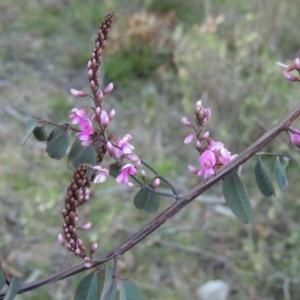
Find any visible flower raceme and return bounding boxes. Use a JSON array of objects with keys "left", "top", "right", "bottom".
[{"left": 184, "top": 101, "right": 237, "bottom": 179}]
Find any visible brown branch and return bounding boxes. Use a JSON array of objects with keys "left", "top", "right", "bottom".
[{"left": 1, "top": 102, "right": 300, "bottom": 298}]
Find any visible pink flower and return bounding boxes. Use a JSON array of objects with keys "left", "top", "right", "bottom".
[
  {"left": 216, "top": 147, "right": 236, "bottom": 166},
  {"left": 93, "top": 166, "right": 109, "bottom": 183},
  {"left": 198, "top": 150, "right": 216, "bottom": 179},
  {"left": 76, "top": 119, "right": 93, "bottom": 141},
  {"left": 116, "top": 164, "right": 137, "bottom": 185},
  {"left": 290, "top": 132, "right": 300, "bottom": 146},
  {"left": 188, "top": 150, "right": 216, "bottom": 179},
  {"left": 69, "top": 108, "right": 88, "bottom": 124},
  {"left": 114, "top": 135, "right": 134, "bottom": 157},
  {"left": 207, "top": 139, "right": 224, "bottom": 152}
]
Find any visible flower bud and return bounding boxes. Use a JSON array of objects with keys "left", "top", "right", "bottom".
[
  {"left": 57, "top": 233, "right": 65, "bottom": 247},
  {"left": 90, "top": 243, "right": 98, "bottom": 254},
  {"left": 109, "top": 109, "right": 116, "bottom": 120},
  {"left": 78, "top": 222, "right": 92, "bottom": 230},
  {"left": 152, "top": 178, "right": 160, "bottom": 189},
  {"left": 181, "top": 116, "right": 192, "bottom": 127},
  {"left": 84, "top": 257, "right": 92, "bottom": 268},
  {"left": 70, "top": 89, "right": 88, "bottom": 97},
  {"left": 141, "top": 170, "right": 146, "bottom": 180},
  {"left": 103, "top": 82, "right": 114, "bottom": 95},
  {"left": 283, "top": 71, "right": 299, "bottom": 82},
  {"left": 294, "top": 58, "right": 300, "bottom": 70}
]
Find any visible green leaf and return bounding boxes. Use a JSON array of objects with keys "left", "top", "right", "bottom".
[
  {"left": 46, "top": 132, "right": 69, "bottom": 159},
  {"left": 99, "top": 265, "right": 117, "bottom": 300},
  {"left": 274, "top": 157, "right": 288, "bottom": 191},
  {"left": 47, "top": 125, "right": 68, "bottom": 142},
  {"left": 0, "top": 266, "right": 5, "bottom": 290},
  {"left": 73, "top": 144, "right": 97, "bottom": 168},
  {"left": 109, "top": 163, "right": 121, "bottom": 179},
  {"left": 74, "top": 272, "right": 99, "bottom": 300},
  {"left": 20, "top": 119, "right": 39, "bottom": 145},
  {"left": 223, "top": 172, "right": 253, "bottom": 223},
  {"left": 282, "top": 157, "right": 290, "bottom": 170},
  {"left": 67, "top": 138, "right": 85, "bottom": 169},
  {"left": 120, "top": 280, "right": 142, "bottom": 300},
  {"left": 33, "top": 126, "right": 48, "bottom": 141},
  {"left": 3, "top": 276, "right": 20, "bottom": 300},
  {"left": 133, "top": 189, "right": 160, "bottom": 213},
  {"left": 254, "top": 157, "right": 276, "bottom": 197}
]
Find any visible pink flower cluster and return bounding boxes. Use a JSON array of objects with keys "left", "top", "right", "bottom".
[
  {"left": 183, "top": 101, "right": 236, "bottom": 179},
  {"left": 276, "top": 56, "right": 300, "bottom": 82},
  {"left": 93, "top": 134, "right": 140, "bottom": 187},
  {"left": 69, "top": 83, "right": 141, "bottom": 187},
  {"left": 69, "top": 108, "right": 94, "bottom": 145}
]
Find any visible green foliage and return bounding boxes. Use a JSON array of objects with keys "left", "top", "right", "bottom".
[
  {"left": 255, "top": 157, "right": 276, "bottom": 197},
  {"left": 99, "top": 265, "right": 117, "bottom": 300},
  {"left": 148, "top": 0, "right": 203, "bottom": 25},
  {"left": 120, "top": 279, "right": 143, "bottom": 300},
  {"left": 223, "top": 171, "right": 253, "bottom": 223},
  {"left": 3, "top": 276, "right": 20, "bottom": 300},
  {"left": 105, "top": 46, "right": 159, "bottom": 82},
  {"left": 21, "top": 119, "right": 39, "bottom": 145},
  {"left": 74, "top": 272, "right": 99, "bottom": 300},
  {"left": 67, "top": 138, "right": 97, "bottom": 169},
  {"left": 3, "top": 1, "right": 300, "bottom": 299},
  {"left": 46, "top": 126, "right": 69, "bottom": 159},
  {"left": 109, "top": 163, "right": 121, "bottom": 178},
  {"left": 274, "top": 157, "right": 288, "bottom": 191},
  {"left": 133, "top": 189, "right": 160, "bottom": 213},
  {"left": 33, "top": 126, "right": 48, "bottom": 141},
  {"left": 0, "top": 266, "right": 5, "bottom": 290}
]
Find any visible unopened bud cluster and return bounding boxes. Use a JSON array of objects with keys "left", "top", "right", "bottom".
[
  {"left": 87, "top": 10, "right": 114, "bottom": 102},
  {"left": 60, "top": 164, "right": 94, "bottom": 258}
]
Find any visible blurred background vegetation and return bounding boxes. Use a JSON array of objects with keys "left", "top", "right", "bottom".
[{"left": 1, "top": 0, "right": 300, "bottom": 299}]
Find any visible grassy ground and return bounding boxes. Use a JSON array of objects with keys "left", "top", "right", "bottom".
[{"left": 1, "top": 0, "right": 300, "bottom": 299}]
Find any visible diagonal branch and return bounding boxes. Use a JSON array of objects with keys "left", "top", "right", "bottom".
[{"left": 1, "top": 102, "right": 300, "bottom": 298}]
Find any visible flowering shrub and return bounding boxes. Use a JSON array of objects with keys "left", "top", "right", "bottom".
[{"left": 2, "top": 10, "right": 300, "bottom": 300}]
